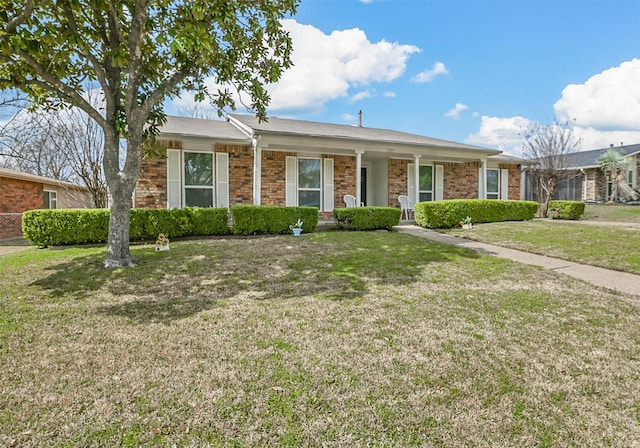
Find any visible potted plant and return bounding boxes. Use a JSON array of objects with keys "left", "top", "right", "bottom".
[
  {"left": 289, "top": 218, "right": 303, "bottom": 236},
  {"left": 459, "top": 216, "right": 472, "bottom": 230}
]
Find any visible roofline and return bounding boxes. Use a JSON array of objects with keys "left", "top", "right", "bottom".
[{"left": 0, "top": 168, "right": 88, "bottom": 190}]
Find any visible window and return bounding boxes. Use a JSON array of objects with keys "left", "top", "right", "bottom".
[
  {"left": 418, "top": 165, "right": 433, "bottom": 202},
  {"left": 44, "top": 190, "right": 57, "bottom": 209},
  {"left": 486, "top": 169, "right": 499, "bottom": 199},
  {"left": 297, "top": 158, "right": 321, "bottom": 208},
  {"left": 184, "top": 152, "right": 214, "bottom": 207},
  {"left": 167, "top": 149, "right": 229, "bottom": 209}
]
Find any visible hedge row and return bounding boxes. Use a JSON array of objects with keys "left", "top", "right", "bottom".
[
  {"left": 415, "top": 199, "right": 539, "bottom": 229},
  {"left": 22, "top": 208, "right": 229, "bottom": 247},
  {"left": 230, "top": 205, "right": 318, "bottom": 235},
  {"left": 548, "top": 200, "right": 586, "bottom": 220},
  {"left": 333, "top": 207, "right": 401, "bottom": 231}
]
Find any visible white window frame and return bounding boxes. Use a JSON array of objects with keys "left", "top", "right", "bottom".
[
  {"left": 167, "top": 149, "right": 229, "bottom": 209},
  {"left": 408, "top": 163, "right": 434, "bottom": 203},
  {"left": 44, "top": 190, "right": 57, "bottom": 209},
  {"left": 297, "top": 157, "right": 322, "bottom": 209},
  {"left": 486, "top": 168, "right": 500, "bottom": 199}
]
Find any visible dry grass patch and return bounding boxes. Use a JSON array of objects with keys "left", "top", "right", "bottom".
[{"left": 1, "top": 232, "right": 640, "bottom": 446}]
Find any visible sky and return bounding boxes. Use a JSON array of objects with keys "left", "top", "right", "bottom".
[{"left": 170, "top": 0, "right": 640, "bottom": 156}]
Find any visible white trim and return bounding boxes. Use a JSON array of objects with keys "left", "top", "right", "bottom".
[
  {"left": 435, "top": 165, "right": 444, "bottom": 201},
  {"left": 285, "top": 156, "right": 297, "bottom": 206},
  {"left": 323, "top": 158, "right": 334, "bottom": 211},
  {"left": 216, "top": 152, "right": 229, "bottom": 208},
  {"left": 500, "top": 168, "right": 509, "bottom": 199},
  {"left": 167, "top": 149, "right": 181, "bottom": 209}
]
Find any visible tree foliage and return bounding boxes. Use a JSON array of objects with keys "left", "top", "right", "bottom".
[
  {"left": 521, "top": 120, "right": 581, "bottom": 218},
  {"left": 597, "top": 148, "right": 639, "bottom": 202},
  {"left": 0, "top": 0, "right": 298, "bottom": 267}
]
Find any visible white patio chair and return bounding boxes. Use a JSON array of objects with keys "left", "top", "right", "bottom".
[
  {"left": 343, "top": 194, "right": 358, "bottom": 208},
  {"left": 398, "top": 194, "right": 414, "bottom": 220}
]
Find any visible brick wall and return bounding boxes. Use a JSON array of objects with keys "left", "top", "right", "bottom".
[
  {"left": 135, "top": 140, "right": 253, "bottom": 208},
  {"left": 223, "top": 143, "right": 253, "bottom": 204},
  {"left": 333, "top": 155, "right": 356, "bottom": 207},
  {"left": 499, "top": 163, "right": 521, "bottom": 200},
  {"left": 261, "top": 150, "right": 289, "bottom": 206},
  {"left": 0, "top": 176, "right": 44, "bottom": 213},
  {"left": 443, "top": 162, "right": 480, "bottom": 199},
  {"left": 388, "top": 158, "right": 408, "bottom": 206}
]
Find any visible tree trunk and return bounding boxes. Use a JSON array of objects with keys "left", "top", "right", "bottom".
[
  {"left": 105, "top": 190, "right": 134, "bottom": 268},
  {"left": 102, "top": 126, "right": 141, "bottom": 268}
]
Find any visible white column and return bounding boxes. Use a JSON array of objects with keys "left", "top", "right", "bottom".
[
  {"left": 356, "top": 150, "right": 363, "bottom": 206},
  {"left": 252, "top": 136, "right": 262, "bottom": 205},
  {"left": 414, "top": 155, "right": 420, "bottom": 203}
]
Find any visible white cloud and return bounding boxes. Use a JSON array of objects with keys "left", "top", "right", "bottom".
[
  {"left": 445, "top": 103, "right": 469, "bottom": 119},
  {"left": 467, "top": 59, "right": 640, "bottom": 154},
  {"left": 554, "top": 58, "right": 640, "bottom": 131},
  {"left": 466, "top": 116, "right": 532, "bottom": 155},
  {"left": 264, "top": 20, "right": 419, "bottom": 114},
  {"left": 170, "top": 20, "right": 419, "bottom": 116},
  {"left": 349, "top": 89, "right": 375, "bottom": 103},
  {"left": 411, "top": 62, "right": 448, "bottom": 83},
  {"left": 383, "top": 91, "right": 396, "bottom": 98}
]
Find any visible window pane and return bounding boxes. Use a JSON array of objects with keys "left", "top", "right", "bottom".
[
  {"left": 419, "top": 192, "right": 432, "bottom": 202},
  {"left": 44, "top": 191, "right": 57, "bottom": 209},
  {"left": 299, "top": 190, "right": 320, "bottom": 208},
  {"left": 298, "top": 159, "right": 321, "bottom": 188},
  {"left": 185, "top": 188, "right": 213, "bottom": 207},
  {"left": 487, "top": 169, "right": 499, "bottom": 193},
  {"left": 419, "top": 166, "right": 433, "bottom": 191},
  {"left": 184, "top": 152, "right": 213, "bottom": 186}
]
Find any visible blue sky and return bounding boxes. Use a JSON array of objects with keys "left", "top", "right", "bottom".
[{"left": 172, "top": 0, "right": 640, "bottom": 155}]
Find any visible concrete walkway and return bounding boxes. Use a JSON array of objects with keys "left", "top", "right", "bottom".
[{"left": 395, "top": 224, "right": 640, "bottom": 298}]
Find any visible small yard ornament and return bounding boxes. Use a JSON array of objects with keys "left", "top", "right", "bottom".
[
  {"left": 155, "top": 233, "right": 170, "bottom": 251},
  {"left": 460, "top": 216, "right": 473, "bottom": 230},
  {"left": 289, "top": 219, "right": 303, "bottom": 236}
]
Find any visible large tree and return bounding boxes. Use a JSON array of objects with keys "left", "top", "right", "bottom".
[
  {"left": 521, "top": 120, "right": 581, "bottom": 218},
  {"left": 0, "top": 0, "right": 297, "bottom": 267}
]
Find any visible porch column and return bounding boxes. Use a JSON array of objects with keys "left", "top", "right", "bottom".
[
  {"left": 252, "top": 136, "right": 262, "bottom": 205},
  {"left": 414, "top": 155, "right": 420, "bottom": 203},
  {"left": 479, "top": 159, "right": 487, "bottom": 199},
  {"left": 356, "top": 150, "right": 363, "bottom": 206}
]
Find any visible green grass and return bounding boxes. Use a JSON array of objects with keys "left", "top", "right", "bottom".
[
  {"left": 2, "top": 231, "right": 640, "bottom": 446},
  {"left": 582, "top": 204, "right": 640, "bottom": 222},
  {"left": 444, "top": 220, "right": 640, "bottom": 274}
]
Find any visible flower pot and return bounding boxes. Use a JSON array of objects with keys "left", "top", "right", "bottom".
[
  {"left": 156, "top": 244, "right": 170, "bottom": 251},
  {"left": 462, "top": 223, "right": 472, "bottom": 230},
  {"left": 292, "top": 228, "right": 302, "bottom": 237}
]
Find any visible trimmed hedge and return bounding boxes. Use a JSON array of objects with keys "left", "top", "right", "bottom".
[
  {"left": 415, "top": 199, "right": 538, "bottom": 229},
  {"left": 548, "top": 200, "right": 586, "bottom": 220},
  {"left": 334, "top": 207, "right": 401, "bottom": 231},
  {"left": 230, "top": 205, "right": 319, "bottom": 235},
  {"left": 22, "top": 207, "right": 230, "bottom": 246}
]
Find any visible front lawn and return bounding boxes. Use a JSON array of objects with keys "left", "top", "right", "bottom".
[
  {"left": 2, "top": 232, "right": 640, "bottom": 446},
  {"left": 443, "top": 220, "right": 640, "bottom": 274}
]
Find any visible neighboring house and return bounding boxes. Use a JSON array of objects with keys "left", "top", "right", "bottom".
[
  {"left": 0, "top": 168, "right": 92, "bottom": 239},
  {"left": 522, "top": 143, "right": 640, "bottom": 202},
  {"left": 135, "top": 114, "right": 526, "bottom": 218}
]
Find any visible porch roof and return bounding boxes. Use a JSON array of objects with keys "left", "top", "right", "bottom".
[
  {"left": 228, "top": 114, "right": 500, "bottom": 160},
  {"left": 160, "top": 116, "right": 251, "bottom": 142}
]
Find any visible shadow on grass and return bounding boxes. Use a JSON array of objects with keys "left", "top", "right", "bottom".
[{"left": 30, "top": 232, "right": 480, "bottom": 324}]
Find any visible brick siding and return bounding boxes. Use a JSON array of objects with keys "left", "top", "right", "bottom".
[
  {"left": 224, "top": 143, "right": 253, "bottom": 204},
  {"left": 388, "top": 159, "right": 408, "bottom": 206},
  {"left": 333, "top": 155, "right": 357, "bottom": 207},
  {"left": 443, "top": 162, "right": 480, "bottom": 199},
  {"left": 0, "top": 176, "right": 44, "bottom": 213},
  {"left": 261, "top": 150, "right": 288, "bottom": 206}
]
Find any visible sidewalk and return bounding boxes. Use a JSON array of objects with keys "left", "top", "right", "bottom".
[{"left": 395, "top": 224, "right": 640, "bottom": 298}]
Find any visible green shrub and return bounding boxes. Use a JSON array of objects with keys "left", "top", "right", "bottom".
[
  {"left": 22, "top": 207, "right": 230, "bottom": 246},
  {"left": 415, "top": 199, "right": 538, "bottom": 229},
  {"left": 548, "top": 200, "right": 585, "bottom": 220},
  {"left": 334, "top": 207, "right": 401, "bottom": 231},
  {"left": 230, "top": 205, "right": 318, "bottom": 235}
]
